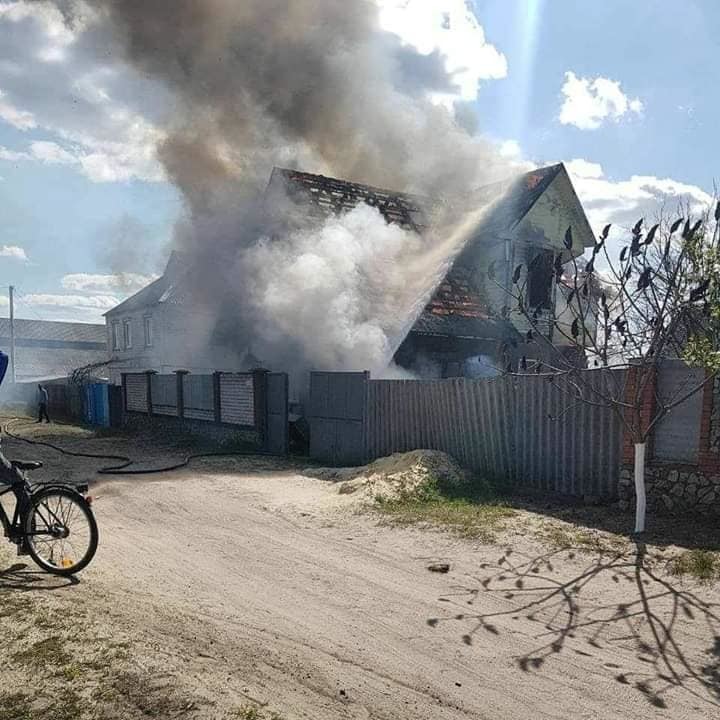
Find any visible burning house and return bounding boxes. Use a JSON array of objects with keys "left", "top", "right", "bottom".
[{"left": 105, "top": 162, "right": 596, "bottom": 382}]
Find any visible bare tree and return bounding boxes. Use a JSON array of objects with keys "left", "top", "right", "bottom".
[{"left": 491, "top": 202, "right": 720, "bottom": 533}]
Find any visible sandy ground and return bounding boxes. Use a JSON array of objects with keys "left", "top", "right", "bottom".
[{"left": 1, "top": 421, "right": 719, "bottom": 719}]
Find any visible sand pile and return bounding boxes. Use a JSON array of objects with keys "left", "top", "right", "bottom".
[{"left": 305, "top": 450, "right": 468, "bottom": 501}]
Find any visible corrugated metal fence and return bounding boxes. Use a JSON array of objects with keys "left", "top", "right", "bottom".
[{"left": 309, "top": 370, "right": 627, "bottom": 499}]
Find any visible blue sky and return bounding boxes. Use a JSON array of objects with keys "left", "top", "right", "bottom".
[{"left": 0, "top": 0, "right": 716, "bottom": 323}]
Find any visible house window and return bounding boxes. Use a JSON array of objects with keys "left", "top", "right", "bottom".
[
  {"left": 527, "top": 250, "right": 555, "bottom": 310},
  {"left": 111, "top": 321, "right": 121, "bottom": 351},
  {"left": 123, "top": 319, "right": 132, "bottom": 349},
  {"left": 144, "top": 316, "right": 153, "bottom": 347}
]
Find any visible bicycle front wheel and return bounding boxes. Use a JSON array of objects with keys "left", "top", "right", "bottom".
[{"left": 25, "top": 487, "right": 98, "bottom": 576}]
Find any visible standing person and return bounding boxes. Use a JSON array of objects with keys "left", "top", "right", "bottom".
[{"left": 37, "top": 384, "right": 50, "bottom": 424}]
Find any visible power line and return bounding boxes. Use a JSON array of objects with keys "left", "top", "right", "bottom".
[{"left": 13, "top": 287, "right": 47, "bottom": 323}]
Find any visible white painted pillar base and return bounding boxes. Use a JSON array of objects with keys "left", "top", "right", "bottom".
[{"left": 634, "top": 443, "right": 646, "bottom": 534}]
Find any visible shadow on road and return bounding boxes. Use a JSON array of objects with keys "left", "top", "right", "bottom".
[
  {"left": 0, "top": 561, "right": 79, "bottom": 590},
  {"left": 428, "top": 541, "right": 720, "bottom": 711}
]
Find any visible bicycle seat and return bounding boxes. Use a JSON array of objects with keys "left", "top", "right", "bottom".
[{"left": 11, "top": 460, "right": 43, "bottom": 471}]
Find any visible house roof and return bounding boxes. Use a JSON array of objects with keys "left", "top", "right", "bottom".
[
  {"left": 0, "top": 318, "right": 106, "bottom": 346},
  {"left": 5, "top": 346, "right": 110, "bottom": 383},
  {"left": 0, "top": 319, "right": 108, "bottom": 382},
  {"left": 105, "top": 251, "right": 187, "bottom": 317},
  {"left": 104, "top": 276, "right": 169, "bottom": 316},
  {"left": 468, "top": 163, "right": 565, "bottom": 237},
  {"left": 106, "top": 164, "right": 588, "bottom": 350},
  {"left": 267, "top": 167, "right": 441, "bottom": 232},
  {"left": 271, "top": 163, "right": 566, "bottom": 238}
]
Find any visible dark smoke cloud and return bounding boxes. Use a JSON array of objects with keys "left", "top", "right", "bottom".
[
  {"left": 49, "top": 0, "right": 516, "bottom": 379},
  {"left": 69, "top": 1, "right": 508, "bottom": 203},
  {"left": 384, "top": 36, "right": 460, "bottom": 99}
]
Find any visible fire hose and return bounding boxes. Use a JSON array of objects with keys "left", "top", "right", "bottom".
[{"left": 1, "top": 416, "right": 279, "bottom": 476}]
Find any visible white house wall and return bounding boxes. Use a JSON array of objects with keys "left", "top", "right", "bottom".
[{"left": 106, "top": 303, "right": 246, "bottom": 384}]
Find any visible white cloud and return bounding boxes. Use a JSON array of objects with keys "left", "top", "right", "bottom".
[
  {"left": 21, "top": 293, "right": 119, "bottom": 310},
  {"left": 377, "top": 0, "right": 507, "bottom": 104},
  {"left": 0, "top": 145, "right": 29, "bottom": 162},
  {"left": 559, "top": 71, "right": 643, "bottom": 130},
  {"left": 498, "top": 139, "right": 522, "bottom": 160},
  {"left": 0, "top": 245, "right": 28, "bottom": 261},
  {"left": 30, "top": 140, "right": 76, "bottom": 164},
  {"left": 0, "top": 88, "right": 36, "bottom": 129},
  {"left": 0, "top": 3, "right": 166, "bottom": 183},
  {"left": 565, "top": 158, "right": 604, "bottom": 179},
  {"left": 566, "top": 157, "right": 713, "bottom": 232},
  {"left": 61, "top": 272, "right": 156, "bottom": 295}
]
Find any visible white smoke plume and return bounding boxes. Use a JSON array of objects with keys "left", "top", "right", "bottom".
[{"left": 46, "top": 0, "right": 517, "bottom": 378}]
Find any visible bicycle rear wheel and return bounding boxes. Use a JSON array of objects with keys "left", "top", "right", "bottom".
[{"left": 24, "top": 487, "right": 98, "bottom": 576}]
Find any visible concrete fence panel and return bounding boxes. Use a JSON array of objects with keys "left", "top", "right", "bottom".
[
  {"left": 219, "top": 373, "right": 255, "bottom": 426},
  {"left": 184, "top": 374, "right": 214, "bottom": 421},
  {"left": 150, "top": 373, "right": 177, "bottom": 417},
  {"left": 125, "top": 373, "right": 148, "bottom": 413},
  {"left": 121, "top": 370, "right": 289, "bottom": 453}
]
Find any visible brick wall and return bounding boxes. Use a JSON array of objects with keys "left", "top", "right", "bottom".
[{"left": 619, "top": 365, "right": 720, "bottom": 517}]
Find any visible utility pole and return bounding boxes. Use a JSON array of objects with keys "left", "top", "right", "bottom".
[{"left": 9, "top": 285, "right": 16, "bottom": 383}]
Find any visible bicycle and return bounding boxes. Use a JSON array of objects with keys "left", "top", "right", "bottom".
[{"left": 0, "top": 458, "right": 98, "bottom": 576}]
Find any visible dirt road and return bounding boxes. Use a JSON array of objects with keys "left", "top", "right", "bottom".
[{"left": 1, "top": 425, "right": 719, "bottom": 718}]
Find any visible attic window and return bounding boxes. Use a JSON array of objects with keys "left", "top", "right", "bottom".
[{"left": 527, "top": 250, "right": 555, "bottom": 310}]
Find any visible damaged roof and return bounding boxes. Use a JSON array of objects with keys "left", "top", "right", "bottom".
[
  {"left": 268, "top": 167, "right": 440, "bottom": 233},
  {"left": 107, "top": 164, "right": 582, "bottom": 347},
  {"left": 271, "top": 163, "right": 565, "bottom": 238}
]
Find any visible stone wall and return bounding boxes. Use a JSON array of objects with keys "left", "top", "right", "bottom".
[
  {"left": 618, "top": 465, "right": 720, "bottom": 516},
  {"left": 709, "top": 375, "right": 720, "bottom": 454}
]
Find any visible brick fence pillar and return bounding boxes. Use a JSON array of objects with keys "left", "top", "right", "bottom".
[
  {"left": 253, "top": 369, "right": 269, "bottom": 448},
  {"left": 121, "top": 373, "right": 128, "bottom": 413},
  {"left": 175, "top": 370, "right": 188, "bottom": 419},
  {"left": 698, "top": 371, "right": 720, "bottom": 473},
  {"left": 145, "top": 370, "right": 157, "bottom": 417},
  {"left": 213, "top": 372, "right": 222, "bottom": 424}
]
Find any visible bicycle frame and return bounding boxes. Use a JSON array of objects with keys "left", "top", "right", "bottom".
[
  {"left": 0, "top": 482, "right": 26, "bottom": 540},
  {"left": 0, "top": 481, "right": 72, "bottom": 542}
]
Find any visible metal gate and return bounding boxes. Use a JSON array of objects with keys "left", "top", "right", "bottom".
[{"left": 308, "top": 372, "right": 369, "bottom": 466}]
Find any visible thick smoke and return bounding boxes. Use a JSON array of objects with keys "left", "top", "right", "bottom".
[{"left": 55, "top": 1, "right": 516, "bottom": 378}]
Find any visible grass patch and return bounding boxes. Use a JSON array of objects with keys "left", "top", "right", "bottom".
[
  {"left": 0, "top": 596, "right": 33, "bottom": 620},
  {"left": 109, "top": 671, "right": 201, "bottom": 717},
  {"left": 230, "top": 707, "right": 286, "bottom": 720},
  {"left": 539, "top": 523, "right": 629, "bottom": 555},
  {"left": 669, "top": 549, "right": 720, "bottom": 585},
  {"left": 373, "top": 475, "right": 514, "bottom": 541},
  {"left": 12, "top": 636, "right": 70, "bottom": 668},
  {"left": 58, "top": 664, "right": 83, "bottom": 682},
  {"left": 0, "top": 693, "right": 33, "bottom": 720},
  {"left": 0, "top": 690, "right": 82, "bottom": 720}
]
